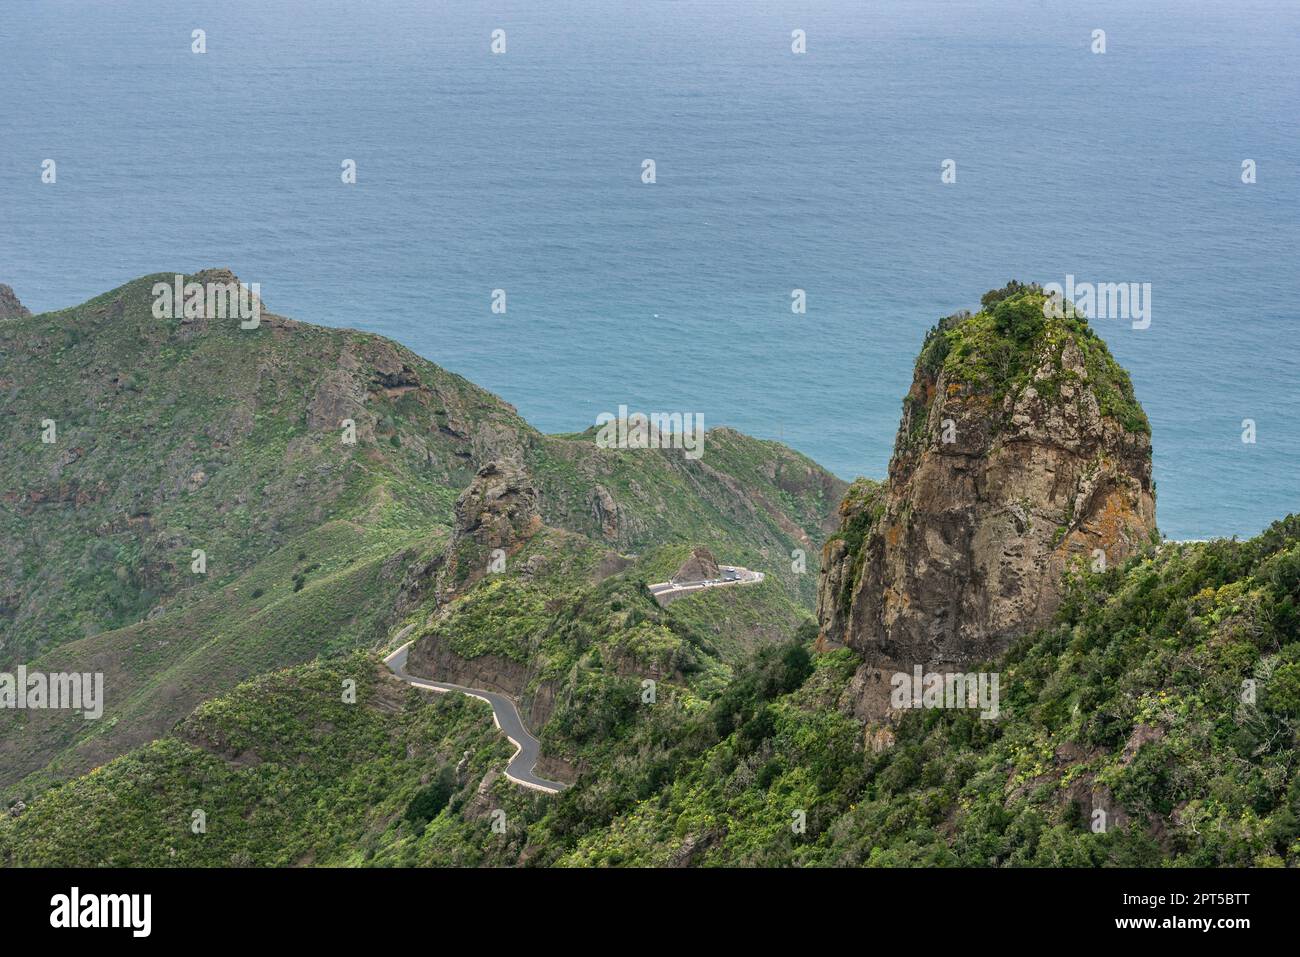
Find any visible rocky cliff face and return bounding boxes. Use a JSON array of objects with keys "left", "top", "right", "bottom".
[
  {"left": 0, "top": 284, "right": 31, "bottom": 319},
  {"left": 818, "top": 284, "right": 1157, "bottom": 720}
]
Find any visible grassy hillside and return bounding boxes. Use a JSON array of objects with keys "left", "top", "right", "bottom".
[
  {"left": 531, "top": 425, "right": 841, "bottom": 605},
  {"left": 393, "top": 517, "right": 818, "bottom": 782},
  {"left": 0, "top": 271, "right": 845, "bottom": 799},
  {"left": 2, "top": 518, "right": 434, "bottom": 798},
  {"left": 0, "top": 654, "right": 529, "bottom": 866},
  {"left": 0, "top": 270, "right": 525, "bottom": 664},
  {"left": 0, "top": 272, "right": 839, "bottom": 664}
]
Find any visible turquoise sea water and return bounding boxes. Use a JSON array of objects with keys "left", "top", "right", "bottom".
[{"left": 3, "top": 0, "right": 1297, "bottom": 539}]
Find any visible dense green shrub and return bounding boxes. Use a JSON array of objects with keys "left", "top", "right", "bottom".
[{"left": 404, "top": 766, "right": 457, "bottom": 829}]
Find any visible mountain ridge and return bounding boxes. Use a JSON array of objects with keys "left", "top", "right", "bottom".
[{"left": 1, "top": 270, "right": 844, "bottom": 798}]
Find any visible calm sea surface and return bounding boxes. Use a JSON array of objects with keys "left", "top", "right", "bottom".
[{"left": 3, "top": 0, "right": 1298, "bottom": 538}]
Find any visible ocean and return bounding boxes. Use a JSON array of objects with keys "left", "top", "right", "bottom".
[{"left": 3, "top": 0, "right": 1297, "bottom": 539}]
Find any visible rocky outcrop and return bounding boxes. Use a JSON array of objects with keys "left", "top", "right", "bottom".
[
  {"left": 397, "top": 460, "right": 544, "bottom": 703},
  {"left": 454, "top": 461, "right": 541, "bottom": 556},
  {"left": 589, "top": 484, "right": 621, "bottom": 540},
  {"left": 671, "top": 546, "right": 720, "bottom": 584},
  {"left": 669, "top": 828, "right": 725, "bottom": 867},
  {"left": 306, "top": 367, "right": 370, "bottom": 435},
  {"left": 818, "top": 284, "right": 1157, "bottom": 720},
  {"left": 395, "top": 460, "right": 542, "bottom": 615},
  {"left": 462, "top": 770, "right": 501, "bottom": 821},
  {"left": 0, "top": 284, "right": 30, "bottom": 320}
]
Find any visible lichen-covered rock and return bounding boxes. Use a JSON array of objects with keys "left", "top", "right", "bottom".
[{"left": 818, "top": 283, "right": 1157, "bottom": 719}]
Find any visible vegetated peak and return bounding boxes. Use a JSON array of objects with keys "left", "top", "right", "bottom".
[{"left": 909, "top": 281, "right": 1150, "bottom": 440}]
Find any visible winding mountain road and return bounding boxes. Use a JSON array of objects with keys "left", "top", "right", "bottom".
[
  {"left": 383, "top": 643, "right": 569, "bottom": 794},
  {"left": 383, "top": 564, "right": 763, "bottom": 795},
  {"left": 648, "top": 565, "right": 765, "bottom": 603}
]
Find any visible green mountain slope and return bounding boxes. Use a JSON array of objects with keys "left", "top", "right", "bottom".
[
  {"left": 0, "top": 654, "right": 526, "bottom": 867},
  {"left": 15, "top": 518, "right": 1294, "bottom": 868},
  {"left": 550, "top": 519, "right": 1300, "bottom": 867},
  {"left": 0, "top": 269, "right": 517, "bottom": 663},
  {"left": 3, "top": 518, "right": 428, "bottom": 796},
  {"left": 0, "top": 271, "right": 845, "bottom": 798}
]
